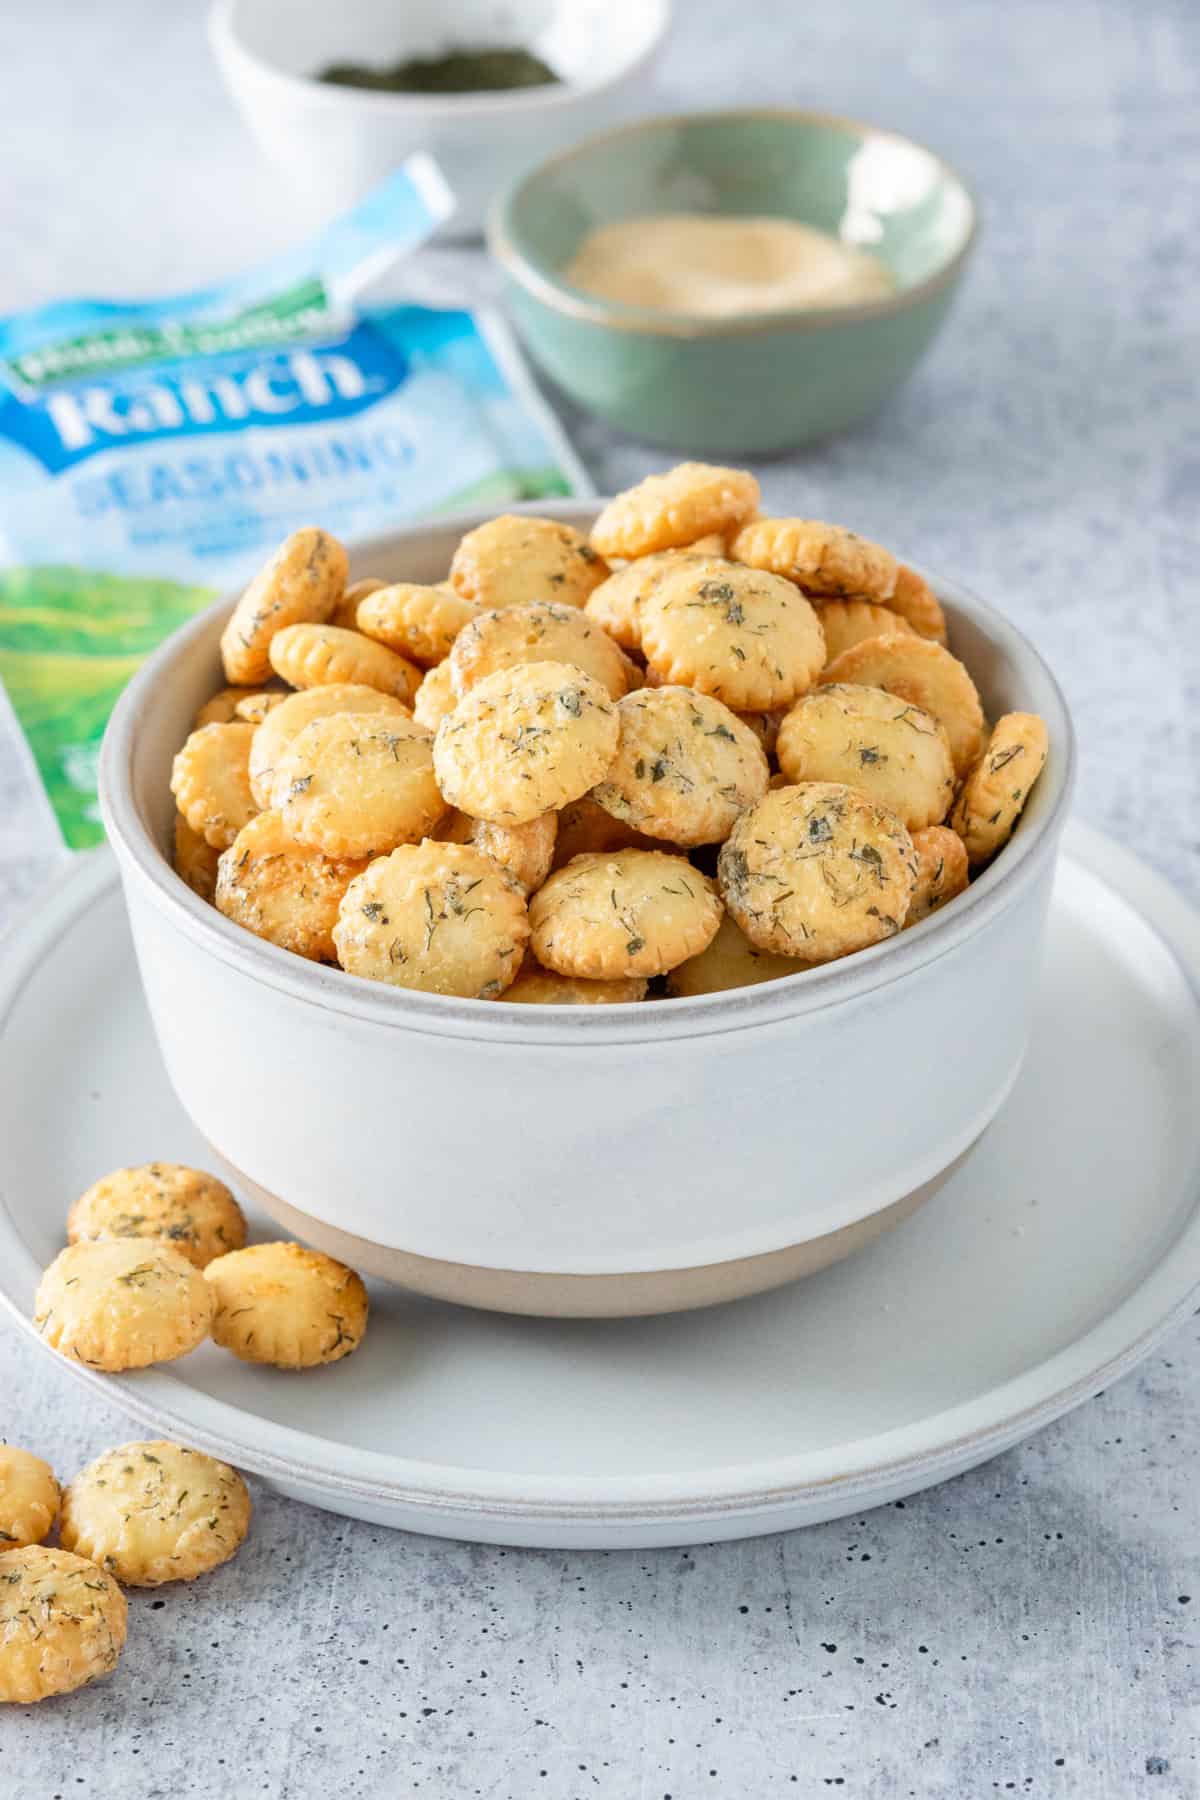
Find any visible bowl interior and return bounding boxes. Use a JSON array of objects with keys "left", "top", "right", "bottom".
[
  {"left": 221, "top": 0, "right": 663, "bottom": 94},
  {"left": 501, "top": 110, "right": 976, "bottom": 308},
  {"left": 121, "top": 501, "right": 1070, "bottom": 984}
]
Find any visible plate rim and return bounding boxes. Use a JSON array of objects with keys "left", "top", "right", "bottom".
[{"left": 1, "top": 821, "right": 1198, "bottom": 1527}]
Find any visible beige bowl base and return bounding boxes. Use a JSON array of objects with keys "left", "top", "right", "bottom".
[{"left": 220, "top": 1144, "right": 978, "bottom": 1319}]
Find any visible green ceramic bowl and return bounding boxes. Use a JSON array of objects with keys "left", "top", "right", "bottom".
[{"left": 489, "top": 109, "right": 978, "bottom": 453}]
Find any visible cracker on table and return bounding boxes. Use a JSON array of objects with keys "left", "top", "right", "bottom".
[
  {"left": 60, "top": 1442, "right": 251, "bottom": 1588},
  {"left": 0, "top": 1447, "right": 60, "bottom": 1550},
  {"left": 0, "top": 1547, "right": 127, "bottom": 1703}
]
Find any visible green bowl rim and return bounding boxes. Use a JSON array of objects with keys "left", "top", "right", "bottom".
[{"left": 488, "top": 106, "right": 981, "bottom": 340}]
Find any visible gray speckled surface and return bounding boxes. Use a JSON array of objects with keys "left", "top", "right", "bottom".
[{"left": 2, "top": 2, "right": 1199, "bottom": 1795}]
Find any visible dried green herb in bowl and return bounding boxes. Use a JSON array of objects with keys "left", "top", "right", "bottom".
[{"left": 319, "top": 46, "right": 560, "bottom": 95}]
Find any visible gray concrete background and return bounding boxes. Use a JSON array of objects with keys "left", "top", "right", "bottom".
[{"left": 1, "top": 2, "right": 1197, "bottom": 1795}]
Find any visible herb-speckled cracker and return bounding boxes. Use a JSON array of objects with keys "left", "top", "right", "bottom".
[
  {"left": 664, "top": 911, "right": 810, "bottom": 996},
  {"left": 170, "top": 720, "right": 258, "bottom": 850},
  {"left": 412, "top": 658, "right": 458, "bottom": 732},
  {"left": 530, "top": 849, "right": 721, "bottom": 980},
  {"left": 777, "top": 683, "right": 955, "bottom": 830},
  {"left": 639, "top": 558, "right": 825, "bottom": 712},
  {"left": 907, "top": 826, "right": 970, "bottom": 924},
  {"left": 220, "top": 527, "right": 348, "bottom": 685},
  {"left": 591, "top": 686, "right": 769, "bottom": 846},
  {"left": 60, "top": 1442, "right": 251, "bottom": 1587},
  {"left": 173, "top": 813, "right": 221, "bottom": 901},
  {"left": 68, "top": 1163, "right": 246, "bottom": 1269},
  {"left": 268, "top": 622, "right": 421, "bottom": 705},
  {"left": 718, "top": 783, "right": 916, "bottom": 962},
  {"left": 248, "top": 681, "right": 410, "bottom": 809},
  {"left": 34, "top": 1241, "right": 213, "bottom": 1371},
  {"left": 886, "top": 564, "right": 947, "bottom": 643},
  {"left": 0, "top": 1547, "right": 127, "bottom": 1703},
  {"left": 950, "top": 712, "right": 1049, "bottom": 865},
  {"left": 357, "top": 581, "right": 479, "bottom": 667},
  {"left": 216, "top": 811, "right": 369, "bottom": 961},
  {"left": 817, "top": 600, "right": 916, "bottom": 666},
  {"left": 0, "top": 1447, "right": 60, "bottom": 1550},
  {"left": 451, "top": 515, "right": 608, "bottom": 611},
  {"left": 272, "top": 713, "right": 445, "bottom": 860},
  {"left": 590, "top": 464, "right": 760, "bottom": 559},
  {"left": 820, "top": 633, "right": 985, "bottom": 777},
  {"left": 503, "top": 957, "right": 648, "bottom": 1005},
  {"left": 334, "top": 840, "right": 530, "bottom": 998},
  {"left": 730, "top": 517, "right": 898, "bottom": 602},
  {"left": 450, "top": 600, "right": 633, "bottom": 701},
  {"left": 436, "top": 808, "right": 558, "bottom": 895},
  {"left": 434, "top": 661, "right": 619, "bottom": 825},
  {"left": 205, "top": 1242, "right": 368, "bottom": 1368}
]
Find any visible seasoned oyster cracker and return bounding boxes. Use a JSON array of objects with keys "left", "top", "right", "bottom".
[
  {"left": 272, "top": 713, "right": 445, "bottom": 860},
  {"left": 0, "top": 1447, "right": 60, "bottom": 1549},
  {"left": 433, "top": 661, "right": 619, "bottom": 825},
  {"left": 582, "top": 550, "right": 705, "bottom": 650},
  {"left": 950, "top": 712, "right": 1049, "bottom": 865},
  {"left": 334, "top": 840, "right": 529, "bottom": 997},
  {"left": 60, "top": 1443, "right": 251, "bottom": 1588},
  {"left": 412, "top": 657, "right": 458, "bottom": 732},
  {"left": 68, "top": 1162, "right": 246, "bottom": 1269},
  {"left": 639, "top": 558, "right": 825, "bottom": 711},
  {"left": 731, "top": 517, "right": 898, "bottom": 602},
  {"left": 503, "top": 956, "right": 648, "bottom": 1006},
  {"left": 530, "top": 849, "right": 721, "bottom": 980},
  {"left": 591, "top": 686, "right": 769, "bottom": 846},
  {"left": 34, "top": 1241, "right": 213, "bottom": 1371},
  {"left": 907, "top": 826, "right": 970, "bottom": 924},
  {"left": 551, "top": 795, "right": 662, "bottom": 867},
  {"left": 719, "top": 783, "right": 916, "bottom": 962},
  {"left": 776, "top": 684, "right": 955, "bottom": 830},
  {"left": 357, "top": 581, "right": 478, "bottom": 667},
  {"left": 0, "top": 1547, "right": 127, "bottom": 1703},
  {"left": 436, "top": 808, "right": 558, "bottom": 895},
  {"left": 205, "top": 1242, "right": 368, "bottom": 1368},
  {"left": 329, "top": 575, "right": 386, "bottom": 631},
  {"left": 664, "top": 911, "right": 810, "bottom": 996},
  {"left": 820, "top": 633, "right": 985, "bottom": 777},
  {"left": 216, "top": 812, "right": 369, "bottom": 961},
  {"left": 194, "top": 685, "right": 255, "bottom": 728},
  {"left": 248, "top": 681, "right": 410, "bottom": 810},
  {"left": 449, "top": 599, "right": 633, "bottom": 701},
  {"left": 220, "top": 527, "right": 347, "bottom": 685},
  {"left": 887, "top": 564, "right": 947, "bottom": 643},
  {"left": 732, "top": 706, "right": 789, "bottom": 760},
  {"left": 451, "top": 515, "right": 609, "bottom": 611},
  {"left": 173, "top": 813, "right": 221, "bottom": 901},
  {"left": 170, "top": 720, "right": 258, "bottom": 850},
  {"left": 817, "top": 599, "right": 916, "bottom": 666},
  {"left": 268, "top": 622, "right": 421, "bottom": 705},
  {"left": 590, "top": 464, "right": 760, "bottom": 559},
  {"left": 232, "top": 687, "right": 288, "bottom": 723}
]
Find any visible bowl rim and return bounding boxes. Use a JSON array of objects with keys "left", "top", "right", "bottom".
[
  {"left": 208, "top": 0, "right": 671, "bottom": 119},
  {"left": 488, "top": 106, "right": 981, "bottom": 340},
  {"left": 100, "top": 498, "right": 1075, "bottom": 1046}
]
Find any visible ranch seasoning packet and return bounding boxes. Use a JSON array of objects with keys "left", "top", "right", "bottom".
[{"left": 0, "top": 160, "right": 587, "bottom": 849}]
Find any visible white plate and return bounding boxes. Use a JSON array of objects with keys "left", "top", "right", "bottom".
[{"left": 1, "top": 823, "right": 1198, "bottom": 1549}]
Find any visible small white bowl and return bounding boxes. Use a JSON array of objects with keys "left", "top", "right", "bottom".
[
  {"left": 100, "top": 501, "right": 1074, "bottom": 1319},
  {"left": 209, "top": 0, "right": 670, "bottom": 237}
]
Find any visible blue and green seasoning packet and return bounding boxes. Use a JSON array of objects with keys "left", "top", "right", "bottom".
[{"left": 0, "top": 161, "right": 587, "bottom": 848}]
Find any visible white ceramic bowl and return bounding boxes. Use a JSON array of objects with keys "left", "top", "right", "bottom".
[
  {"left": 209, "top": 0, "right": 670, "bottom": 237},
  {"left": 100, "top": 501, "right": 1075, "bottom": 1318}
]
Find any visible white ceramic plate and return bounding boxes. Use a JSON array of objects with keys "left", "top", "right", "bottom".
[{"left": 2, "top": 824, "right": 1198, "bottom": 1549}]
